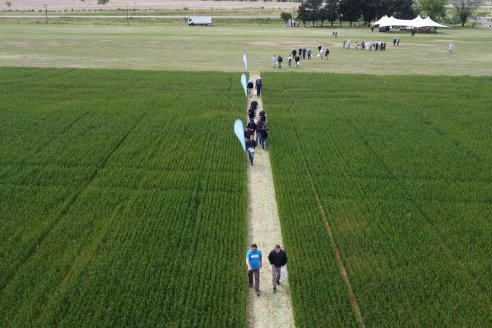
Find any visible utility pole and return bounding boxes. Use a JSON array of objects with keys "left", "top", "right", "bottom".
[
  {"left": 126, "top": 4, "right": 129, "bottom": 25},
  {"left": 45, "top": 3, "right": 48, "bottom": 24}
]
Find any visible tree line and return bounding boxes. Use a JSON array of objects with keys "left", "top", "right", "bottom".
[{"left": 288, "top": 0, "right": 483, "bottom": 28}]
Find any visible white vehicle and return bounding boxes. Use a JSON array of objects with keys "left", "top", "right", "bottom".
[{"left": 187, "top": 16, "right": 212, "bottom": 26}]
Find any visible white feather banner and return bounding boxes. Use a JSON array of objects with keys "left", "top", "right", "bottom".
[
  {"left": 243, "top": 53, "right": 248, "bottom": 71},
  {"left": 240, "top": 73, "right": 247, "bottom": 97},
  {"left": 234, "top": 119, "right": 246, "bottom": 152}
]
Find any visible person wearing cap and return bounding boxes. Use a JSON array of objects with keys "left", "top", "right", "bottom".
[
  {"left": 246, "top": 243, "right": 263, "bottom": 296},
  {"left": 268, "top": 244, "right": 288, "bottom": 292}
]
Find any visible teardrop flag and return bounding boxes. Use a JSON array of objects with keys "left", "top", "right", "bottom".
[
  {"left": 243, "top": 53, "right": 248, "bottom": 71},
  {"left": 240, "top": 73, "right": 247, "bottom": 97},
  {"left": 234, "top": 119, "right": 246, "bottom": 153}
]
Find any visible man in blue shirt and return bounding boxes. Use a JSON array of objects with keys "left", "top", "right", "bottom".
[{"left": 246, "top": 243, "right": 262, "bottom": 296}]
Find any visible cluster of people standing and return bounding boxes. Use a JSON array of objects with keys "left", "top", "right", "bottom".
[
  {"left": 355, "top": 40, "right": 387, "bottom": 51},
  {"left": 271, "top": 45, "right": 330, "bottom": 69},
  {"left": 246, "top": 243, "right": 288, "bottom": 296},
  {"left": 244, "top": 98, "right": 268, "bottom": 166}
]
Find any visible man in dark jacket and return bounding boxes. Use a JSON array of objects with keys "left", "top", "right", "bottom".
[
  {"left": 246, "top": 134, "right": 257, "bottom": 166},
  {"left": 268, "top": 244, "right": 288, "bottom": 291},
  {"left": 256, "top": 120, "right": 264, "bottom": 145},
  {"left": 259, "top": 126, "right": 269, "bottom": 150},
  {"left": 247, "top": 119, "right": 257, "bottom": 133},
  {"left": 248, "top": 108, "right": 255, "bottom": 121},
  {"left": 255, "top": 79, "right": 263, "bottom": 97}
]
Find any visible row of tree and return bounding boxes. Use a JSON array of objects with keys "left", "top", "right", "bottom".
[{"left": 292, "top": 0, "right": 483, "bottom": 27}]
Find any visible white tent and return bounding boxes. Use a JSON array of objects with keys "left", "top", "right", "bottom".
[
  {"left": 372, "top": 15, "right": 449, "bottom": 28},
  {"left": 421, "top": 16, "right": 449, "bottom": 28},
  {"left": 409, "top": 15, "right": 426, "bottom": 28},
  {"left": 389, "top": 15, "right": 411, "bottom": 27},
  {"left": 372, "top": 15, "right": 390, "bottom": 27},
  {"left": 372, "top": 15, "right": 411, "bottom": 28}
]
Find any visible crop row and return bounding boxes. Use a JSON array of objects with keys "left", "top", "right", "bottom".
[
  {"left": 0, "top": 68, "right": 248, "bottom": 327},
  {"left": 263, "top": 72, "right": 492, "bottom": 327}
]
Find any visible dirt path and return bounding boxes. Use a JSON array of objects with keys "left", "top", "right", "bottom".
[
  {"left": 0, "top": 0, "right": 299, "bottom": 10},
  {"left": 246, "top": 73, "right": 295, "bottom": 328}
]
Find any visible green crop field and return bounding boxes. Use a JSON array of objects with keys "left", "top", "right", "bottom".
[
  {"left": 264, "top": 72, "right": 492, "bottom": 327},
  {"left": 0, "top": 67, "right": 248, "bottom": 327},
  {"left": 1, "top": 18, "right": 492, "bottom": 327}
]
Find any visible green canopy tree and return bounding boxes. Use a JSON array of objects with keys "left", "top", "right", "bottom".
[
  {"left": 416, "top": 0, "right": 447, "bottom": 20},
  {"left": 280, "top": 11, "right": 293, "bottom": 24},
  {"left": 324, "top": 0, "right": 339, "bottom": 27},
  {"left": 450, "top": 0, "right": 483, "bottom": 27},
  {"left": 361, "top": 0, "right": 381, "bottom": 26},
  {"left": 297, "top": 0, "right": 323, "bottom": 27},
  {"left": 339, "top": 0, "right": 362, "bottom": 27}
]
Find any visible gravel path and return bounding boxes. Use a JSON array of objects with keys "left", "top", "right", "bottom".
[{"left": 246, "top": 73, "right": 295, "bottom": 328}]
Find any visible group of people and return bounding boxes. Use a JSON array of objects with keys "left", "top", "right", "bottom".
[
  {"left": 244, "top": 98, "right": 268, "bottom": 166},
  {"left": 246, "top": 243, "right": 288, "bottom": 296},
  {"left": 271, "top": 45, "right": 330, "bottom": 69},
  {"left": 343, "top": 39, "right": 391, "bottom": 51},
  {"left": 355, "top": 40, "right": 388, "bottom": 51},
  {"left": 247, "top": 77, "right": 263, "bottom": 97}
]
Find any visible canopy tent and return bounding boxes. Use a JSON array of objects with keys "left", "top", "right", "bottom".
[
  {"left": 421, "top": 16, "right": 449, "bottom": 28},
  {"left": 372, "top": 15, "right": 449, "bottom": 28},
  {"left": 388, "top": 16, "right": 412, "bottom": 27},
  {"left": 372, "top": 15, "right": 390, "bottom": 27},
  {"left": 409, "top": 15, "right": 426, "bottom": 28}
]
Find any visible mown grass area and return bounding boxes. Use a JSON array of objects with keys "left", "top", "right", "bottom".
[
  {"left": 263, "top": 72, "right": 492, "bottom": 327},
  {"left": 0, "top": 23, "right": 491, "bottom": 75},
  {"left": 0, "top": 67, "right": 248, "bottom": 327}
]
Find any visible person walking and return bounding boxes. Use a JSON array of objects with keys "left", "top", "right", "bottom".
[
  {"left": 268, "top": 244, "right": 288, "bottom": 292},
  {"left": 246, "top": 134, "right": 257, "bottom": 166},
  {"left": 295, "top": 55, "right": 300, "bottom": 68},
  {"left": 247, "top": 119, "right": 257, "bottom": 139},
  {"left": 288, "top": 55, "right": 292, "bottom": 68},
  {"left": 246, "top": 243, "right": 262, "bottom": 296},
  {"left": 277, "top": 55, "right": 283, "bottom": 69},
  {"left": 256, "top": 120, "right": 264, "bottom": 146},
  {"left": 259, "top": 126, "right": 269, "bottom": 150},
  {"left": 248, "top": 107, "right": 255, "bottom": 121},
  {"left": 258, "top": 110, "right": 267, "bottom": 125},
  {"left": 247, "top": 78, "right": 254, "bottom": 97},
  {"left": 307, "top": 48, "right": 312, "bottom": 60},
  {"left": 271, "top": 55, "right": 277, "bottom": 69},
  {"left": 255, "top": 78, "right": 263, "bottom": 97}
]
